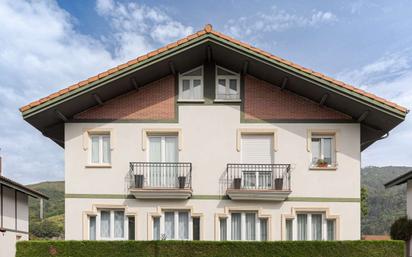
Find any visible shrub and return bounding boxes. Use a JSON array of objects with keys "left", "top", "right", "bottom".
[
  {"left": 16, "top": 240, "right": 404, "bottom": 257},
  {"left": 390, "top": 216, "right": 412, "bottom": 241}
]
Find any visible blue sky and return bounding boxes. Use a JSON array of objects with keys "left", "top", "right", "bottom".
[{"left": 1, "top": 0, "right": 412, "bottom": 184}]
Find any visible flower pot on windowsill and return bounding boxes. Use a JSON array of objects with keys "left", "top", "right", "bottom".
[
  {"left": 274, "top": 178, "right": 283, "bottom": 190},
  {"left": 233, "top": 178, "right": 242, "bottom": 189},
  {"left": 315, "top": 159, "right": 329, "bottom": 168},
  {"left": 178, "top": 176, "right": 186, "bottom": 189},
  {"left": 134, "top": 175, "right": 144, "bottom": 188}
]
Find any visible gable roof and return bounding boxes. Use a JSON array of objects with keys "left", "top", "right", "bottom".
[
  {"left": 0, "top": 175, "right": 48, "bottom": 199},
  {"left": 384, "top": 170, "right": 412, "bottom": 188},
  {"left": 20, "top": 24, "right": 407, "bottom": 115},
  {"left": 19, "top": 24, "right": 408, "bottom": 150}
]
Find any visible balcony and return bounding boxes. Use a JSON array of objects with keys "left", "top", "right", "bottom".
[
  {"left": 226, "top": 163, "right": 291, "bottom": 201},
  {"left": 129, "top": 162, "right": 192, "bottom": 199}
]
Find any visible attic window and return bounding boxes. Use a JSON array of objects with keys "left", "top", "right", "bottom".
[
  {"left": 215, "top": 66, "right": 240, "bottom": 101},
  {"left": 179, "top": 66, "right": 203, "bottom": 101}
]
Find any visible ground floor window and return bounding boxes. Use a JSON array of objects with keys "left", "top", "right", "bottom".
[
  {"left": 89, "top": 210, "right": 135, "bottom": 240},
  {"left": 153, "top": 211, "right": 200, "bottom": 240},
  {"left": 219, "top": 212, "right": 268, "bottom": 241},
  {"left": 285, "top": 213, "right": 336, "bottom": 241}
]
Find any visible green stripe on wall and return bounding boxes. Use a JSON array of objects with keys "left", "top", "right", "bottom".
[{"left": 65, "top": 194, "right": 359, "bottom": 202}]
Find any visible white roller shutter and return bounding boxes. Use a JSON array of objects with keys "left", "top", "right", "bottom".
[{"left": 241, "top": 135, "right": 273, "bottom": 163}]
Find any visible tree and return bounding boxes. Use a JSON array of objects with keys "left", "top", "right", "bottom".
[
  {"left": 361, "top": 187, "right": 368, "bottom": 218},
  {"left": 30, "top": 219, "right": 62, "bottom": 239}
]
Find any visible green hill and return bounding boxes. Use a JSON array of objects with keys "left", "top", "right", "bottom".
[
  {"left": 361, "top": 166, "right": 410, "bottom": 235},
  {"left": 27, "top": 181, "right": 65, "bottom": 239},
  {"left": 24, "top": 167, "right": 411, "bottom": 238}
]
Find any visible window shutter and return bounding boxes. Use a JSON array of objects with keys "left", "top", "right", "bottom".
[{"left": 241, "top": 135, "right": 273, "bottom": 163}]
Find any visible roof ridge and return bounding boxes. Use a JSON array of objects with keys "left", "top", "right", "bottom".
[{"left": 19, "top": 24, "right": 408, "bottom": 114}]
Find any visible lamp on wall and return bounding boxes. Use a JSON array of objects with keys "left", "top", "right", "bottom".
[{"left": 0, "top": 227, "right": 6, "bottom": 236}]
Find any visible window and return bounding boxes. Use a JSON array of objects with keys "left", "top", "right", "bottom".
[
  {"left": 91, "top": 210, "right": 127, "bottom": 240},
  {"left": 179, "top": 66, "right": 203, "bottom": 100},
  {"left": 289, "top": 213, "right": 336, "bottom": 241},
  {"left": 148, "top": 136, "right": 178, "bottom": 187},
  {"left": 89, "top": 216, "right": 96, "bottom": 240},
  {"left": 219, "top": 218, "right": 227, "bottom": 241},
  {"left": 285, "top": 219, "right": 293, "bottom": 241},
  {"left": 90, "top": 134, "right": 111, "bottom": 165},
  {"left": 192, "top": 217, "right": 200, "bottom": 240},
  {"left": 128, "top": 216, "right": 135, "bottom": 240},
  {"left": 311, "top": 135, "right": 335, "bottom": 167},
  {"left": 241, "top": 135, "right": 274, "bottom": 189},
  {"left": 221, "top": 212, "right": 268, "bottom": 241},
  {"left": 153, "top": 211, "right": 198, "bottom": 240},
  {"left": 327, "top": 220, "right": 336, "bottom": 240},
  {"left": 215, "top": 66, "right": 240, "bottom": 100}
]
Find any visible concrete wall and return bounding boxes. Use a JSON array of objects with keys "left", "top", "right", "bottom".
[
  {"left": 0, "top": 185, "right": 29, "bottom": 257},
  {"left": 65, "top": 104, "right": 361, "bottom": 240}
]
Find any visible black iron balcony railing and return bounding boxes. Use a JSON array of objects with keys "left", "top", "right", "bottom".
[
  {"left": 226, "top": 164, "right": 291, "bottom": 191},
  {"left": 129, "top": 162, "right": 192, "bottom": 189}
]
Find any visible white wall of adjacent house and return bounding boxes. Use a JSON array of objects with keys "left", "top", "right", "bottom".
[
  {"left": 64, "top": 104, "right": 361, "bottom": 241},
  {"left": 0, "top": 185, "right": 29, "bottom": 257}
]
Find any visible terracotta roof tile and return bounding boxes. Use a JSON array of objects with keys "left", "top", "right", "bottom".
[{"left": 20, "top": 24, "right": 408, "bottom": 114}]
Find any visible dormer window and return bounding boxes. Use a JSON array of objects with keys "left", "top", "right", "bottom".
[
  {"left": 215, "top": 66, "right": 240, "bottom": 101},
  {"left": 179, "top": 66, "right": 203, "bottom": 101}
]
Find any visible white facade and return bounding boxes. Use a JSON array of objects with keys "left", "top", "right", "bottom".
[
  {"left": 0, "top": 184, "right": 30, "bottom": 257},
  {"left": 64, "top": 104, "right": 361, "bottom": 241}
]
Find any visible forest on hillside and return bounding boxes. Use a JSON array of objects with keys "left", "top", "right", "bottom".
[{"left": 26, "top": 166, "right": 411, "bottom": 239}]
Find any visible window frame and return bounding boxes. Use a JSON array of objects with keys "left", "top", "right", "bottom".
[
  {"left": 147, "top": 135, "right": 179, "bottom": 163},
  {"left": 178, "top": 66, "right": 204, "bottom": 101},
  {"left": 153, "top": 210, "right": 195, "bottom": 240},
  {"left": 92, "top": 209, "right": 128, "bottom": 241},
  {"left": 219, "top": 211, "right": 268, "bottom": 241},
  {"left": 215, "top": 65, "right": 241, "bottom": 101},
  {"left": 310, "top": 134, "right": 336, "bottom": 168},
  {"left": 285, "top": 212, "right": 336, "bottom": 241},
  {"left": 89, "top": 133, "right": 111, "bottom": 166}
]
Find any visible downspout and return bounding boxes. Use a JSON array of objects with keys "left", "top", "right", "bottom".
[{"left": 361, "top": 132, "right": 389, "bottom": 147}]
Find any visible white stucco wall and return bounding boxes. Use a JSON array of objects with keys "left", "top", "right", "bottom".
[
  {"left": 64, "top": 104, "right": 361, "bottom": 240},
  {"left": 0, "top": 186, "right": 29, "bottom": 257}
]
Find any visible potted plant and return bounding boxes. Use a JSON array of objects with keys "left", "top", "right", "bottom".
[
  {"left": 316, "top": 159, "right": 329, "bottom": 168},
  {"left": 178, "top": 176, "right": 186, "bottom": 189},
  {"left": 233, "top": 178, "right": 242, "bottom": 189},
  {"left": 134, "top": 174, "right": 144, "bottom": 188},
  {"left": 274, "top": 178, "right": 283, "bottom": 190}
]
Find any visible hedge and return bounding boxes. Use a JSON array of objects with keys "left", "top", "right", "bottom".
[{"left": 16, "top": 240, "right": 404, "bottom": 257}]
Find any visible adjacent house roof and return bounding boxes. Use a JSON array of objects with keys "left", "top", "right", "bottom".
[
  {"left": 384, "top": 170, "right": 412, "bottom": 188},
  {"left": 0, "top": 175, "right": 49, "bottom": 199},
  {"left": 19, "top": 24, "right": 408, "bottom": 150}
]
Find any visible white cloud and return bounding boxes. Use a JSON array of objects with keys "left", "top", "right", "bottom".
[
  {"left": 95, "top": 0, "right": 193, "bottom": 60},
  {"left": 224, "top": 6, "right": 337, "bottom": 39},
  {"left": 0, "top": 0, "right": 192, "bottom": 184},
  {"left": 337, "top": 50, "right": 412, "bottom": 167}
]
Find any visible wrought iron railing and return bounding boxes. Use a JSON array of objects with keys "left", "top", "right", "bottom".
[
  {"left": 226, "top": 164, "right": 291, "bottom": 191},
  {"left": 129, "top": 162, "right": 192, "bottom": 189}
]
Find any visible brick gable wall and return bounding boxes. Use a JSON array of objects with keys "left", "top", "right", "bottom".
[
  {"left": 74, "top": 75, "right": 175, "bottom": 120},
  {"left": 244, "top": 75, "right": 351, "bottom": 121}
]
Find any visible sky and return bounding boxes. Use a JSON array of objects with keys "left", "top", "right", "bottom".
[{"left": 1, "top": 0, "right": 412, "bottom": 184}]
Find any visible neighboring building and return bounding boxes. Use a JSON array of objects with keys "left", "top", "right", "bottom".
[
  {"left": 20, "top": 24, "right": 407, "bottom": 242},
  {"left": 385, "top": 171, "right": 412, "bottom": 254},
  {"left": 0, "top": 170, "right": 48, "bottom": 257}
]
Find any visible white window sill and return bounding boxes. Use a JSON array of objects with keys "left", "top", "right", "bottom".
[
  {"left": 309, "top": 165, "right": 337, "bottom": 171},
  {"left": 214, "top": 99, "right": 241, "bottom": 103},
  {"left": 177, "top": 99, "right": 205, "bottom": 103},
  {"left": 85, "top": 164, "right": 112, "bottom": 168}
]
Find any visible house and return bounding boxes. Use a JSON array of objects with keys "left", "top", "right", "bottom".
[
  {"left": 385, "top": 171, "right": 412, "bottom": 254},
  {"left": 20, "top": 24, "right": 407, "bottom": 242},
  {"left": 0, "top": 157, "right": 48, "bottom": 257}
]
